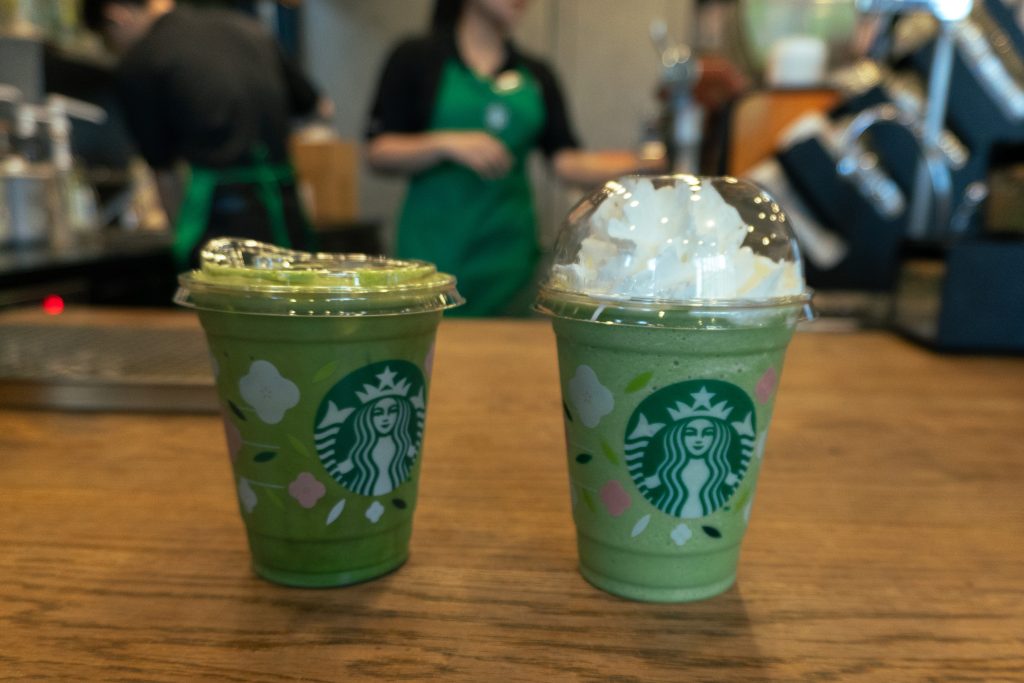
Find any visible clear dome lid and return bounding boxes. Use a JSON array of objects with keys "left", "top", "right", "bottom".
[
  {"left": 537, "top": 175, "right": 811, "bottom": 324},
  {"left": 175, "top": 238, "right": 463, "bottom": 317}
]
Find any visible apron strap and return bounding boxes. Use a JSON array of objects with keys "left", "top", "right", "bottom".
[
  {"left": 173, "top": 166, "right": 219, "bottom": 269},
  {"left": 247, "top": 145, "right": 294, "bottom": 251},
  {"left": 173, "top": 147, "right": 301, "bottom": 270}
]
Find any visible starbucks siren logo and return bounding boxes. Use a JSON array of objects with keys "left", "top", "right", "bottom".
[
  {"left": 314, "top": 361, "right": 426, "bottom": 497},
  {"left": 625, "top": 380, "right": 756, "bottom": 519}
]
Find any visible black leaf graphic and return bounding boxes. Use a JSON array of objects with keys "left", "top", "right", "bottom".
[{"left": 228, "top": 400, "right": 246, "bottom": 421}]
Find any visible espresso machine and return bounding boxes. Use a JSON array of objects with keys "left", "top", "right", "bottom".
[
  {"left": 0, "top": 87, "right": 106, "bottom": 248},
  {"left": 650, "top": 19, "right": 704, "bottom": 173},
  {"left": 756, "top": 0, "right": 1024, "bottom": 351}
]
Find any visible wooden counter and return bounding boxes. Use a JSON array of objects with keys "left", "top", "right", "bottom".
[{"left": 1, "top": 311, "right": 1022, "bottom": 681}]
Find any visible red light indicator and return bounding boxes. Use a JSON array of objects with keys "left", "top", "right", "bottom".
[{"left": 42, "top": 295, "right": 65, "bottom": 316}]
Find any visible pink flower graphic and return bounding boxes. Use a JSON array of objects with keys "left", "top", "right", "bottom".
[
  {"left": 600, "top": 480, "right": 631, "bottom": 517},
  {"left": 756, "top": 368, "right": 778, "bottom": 404},
  {"left": 288, "top": 472, "right": 326, "bottom": 509},
  {"left": 222, "top": 416, "right": 242, "bottom": 463}
]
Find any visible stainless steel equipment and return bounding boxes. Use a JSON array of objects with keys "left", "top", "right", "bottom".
[
  {"left": 650, "top": 19, "right": 703, "bottom": 173},
  {"left": 837, "top": 0, "right": 974, "bottom": 241},
  {"left": 1, "top": 159, "right": 57, "bottom": 245},
  {"left": 0, "top": 91, "right": 105, "bottom": 248}
]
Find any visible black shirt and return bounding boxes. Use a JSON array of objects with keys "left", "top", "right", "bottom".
[
  {"left": 117, "top": 6, "right": 319, "bottom": 169},
  {"left": 366, "top": 31, "right": 580, "bottom": 158}
]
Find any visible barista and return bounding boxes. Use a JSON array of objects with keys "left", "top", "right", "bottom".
[
  {"left": 366, "top": 0, "right": 662, "bottom": 316},
  {"left": 83, "top": 0, "right": 329, "bottom": 268}
]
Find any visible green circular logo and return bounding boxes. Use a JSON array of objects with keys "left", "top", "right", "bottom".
[
  {"left": 625, "top": 380, "right": 756, "bottom": 519},
  {"left": 314, "top": 361, "right": 426, "bottom": 497}
]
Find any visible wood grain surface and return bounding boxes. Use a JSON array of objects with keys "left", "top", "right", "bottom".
[{"left": 1, "top": 310, "right": 1022, "bottom": 682}]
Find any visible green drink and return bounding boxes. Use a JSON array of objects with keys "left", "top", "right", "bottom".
[
  {"left": 176, "top": 239, "right": 462, "bottom": 587},
  {"left": 537, "top": 176, "right": 811, "bottom": 602}
]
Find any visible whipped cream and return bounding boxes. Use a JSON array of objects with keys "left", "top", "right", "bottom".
[{"left": 551, "top": 177, "right": 804, "bottom": 301}]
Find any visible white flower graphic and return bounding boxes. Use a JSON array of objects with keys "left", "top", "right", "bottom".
[
  {"left": 671, "top": 523, "right": 693, "bottom": 546},
  {"left": 237, "top": 478, "right": 258, "bottom": 514},
  {"left": 568, "top": 365, "right": 614, "bottom": 428},
  {"left": 365, "top": 501, "right": 385, "bottom": 524},
  {"left": 239, "top": 360, "right": 300, "bottom": 424}
]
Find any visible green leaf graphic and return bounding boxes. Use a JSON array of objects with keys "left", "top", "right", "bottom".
[
  {"left": 264, "top": 489, "right": 285, "bottom": 510},
  {"left": 313, "top": 361, "right": 339, "bottom": 384},
  {"left": 702, "top": 526, "right": 722, "bottom": 539},
  {"left": 575, "top": 453, "right": 593, "bottom": 464},
  {"left": 288, "top": 436, "right": 311, "bottom": 459},
  {"left": 581, "top": 488, "right": 596, "bottom": 513},
  {"left": 625, "top": 371, "right": 654, "bottom": 393},
  {"left": 600, "top": 439, "right": 622, "bottom": 466},
  {"left": 253, "top": 451, "right": 276, "bottom": 463}
]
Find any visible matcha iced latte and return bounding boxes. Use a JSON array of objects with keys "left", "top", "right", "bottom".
[
  {"left": 536, "top": 176, "right": 811, "bottom": 602},
  {"left": 176, "top": 239, "right": 462, "bottom": 587}
]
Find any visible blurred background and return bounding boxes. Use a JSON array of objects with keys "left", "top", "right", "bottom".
[{"left": 1, "top": 0, "right": 1023, "bottom": 350}]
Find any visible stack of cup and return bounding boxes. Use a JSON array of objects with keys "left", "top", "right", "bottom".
[
  {"left": 536, "top": 175, "right": 812, "bottom": 602},
  {"left": 176, "top": 238, "right": 462, "bottom": 587}
]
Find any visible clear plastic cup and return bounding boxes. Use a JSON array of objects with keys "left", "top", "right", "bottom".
[
  {"left": 176, "top": 238, "right": 463, "bottom": 587},
  {"left": 536, "top": 175, "right": 812, "bottom": 602}
]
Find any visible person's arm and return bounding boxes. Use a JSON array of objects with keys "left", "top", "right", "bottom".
[
  {"left": 528, "top": 57, "right": 666, "bottom": 188},
  {"left": 366, "top": 131, "right": 511, "bottom": 179},
  {"left": 365, "top": 38, "right": 511, "bottom": 179},
  {"left": 553, "top": 149, "right": 665, "bottom": 188}
]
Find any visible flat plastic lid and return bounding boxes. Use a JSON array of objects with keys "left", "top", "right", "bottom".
[{"left": 175, "top": 238, "right": 463, "bottom": 316}]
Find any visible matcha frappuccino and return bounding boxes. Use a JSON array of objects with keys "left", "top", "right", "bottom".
[
  {"left": 537, "top": 176, "right": 811, "bottom": 602},
  {"left": 176, "top": 239, "right": 462, "bottom": 587}
]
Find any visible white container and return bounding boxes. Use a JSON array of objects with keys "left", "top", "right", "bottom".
[{"left": 766, "top": 35, "right": 829, "bottom": 88}]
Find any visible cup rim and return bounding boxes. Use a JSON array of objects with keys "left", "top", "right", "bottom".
[
  {"left": 173, "top": 282, "right": 465, "bottom": 317},
  {"left": 535, "top": 287, "right": 815, "bottom": 328},
  {"left": 536, "top": 286, "right": 814, "bottom": 312}
]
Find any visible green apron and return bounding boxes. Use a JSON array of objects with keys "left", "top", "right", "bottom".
[
  {"left": 396, "top": 59, "right": 546, "bottom": 316},
  {"left": 173, "top": 150, "right": 309, "bottom": 270}
]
